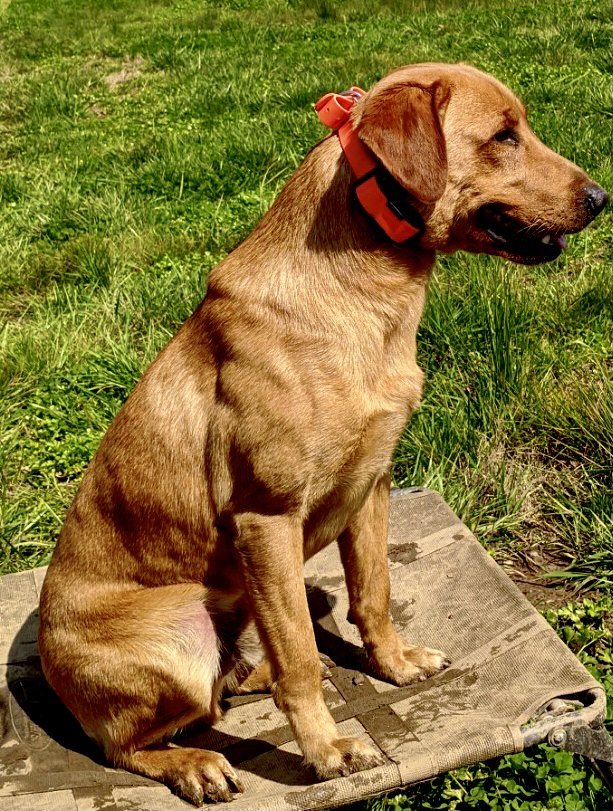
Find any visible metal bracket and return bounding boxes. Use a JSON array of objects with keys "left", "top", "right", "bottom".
[
  {"left": 548, "top": 721, "right": 613, "bottom": 790},
  {"left": 548, "top": 721, "right": 613, "bottom": 762},
  {"left": 520, "top": 692, "right": 613, "bottom": 792}
]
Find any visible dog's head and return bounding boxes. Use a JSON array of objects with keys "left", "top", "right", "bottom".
[{"left": 354, "top": 63, "right": 608, "bottom": 264}]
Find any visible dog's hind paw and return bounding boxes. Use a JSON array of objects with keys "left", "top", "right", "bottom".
[
  {"left": 172, "top": 750, "right": 243, "bottom": 806},
  {"left": 121, "top": 746, "right": 243, "bottom": 806}
]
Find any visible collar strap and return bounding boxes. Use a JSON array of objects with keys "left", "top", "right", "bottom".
[{"left": 315, "top": 88, "right": 422, "bottom": 244}]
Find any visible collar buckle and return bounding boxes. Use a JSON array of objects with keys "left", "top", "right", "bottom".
[{"left": 314, "top": 87, "right": 365, "bottom": 129}]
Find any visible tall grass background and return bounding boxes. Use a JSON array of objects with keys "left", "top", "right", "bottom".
[{"left": 0, "top": 1, "right": 611, "bottom": 808}]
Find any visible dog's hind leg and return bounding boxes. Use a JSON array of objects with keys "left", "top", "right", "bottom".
[{"left": 39, "top": 582, "right": 243, "bottom": 805}]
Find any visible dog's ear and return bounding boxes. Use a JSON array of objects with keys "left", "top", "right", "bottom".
[{"left": 356, "top": 82, "right": 449, "bottom": 204}]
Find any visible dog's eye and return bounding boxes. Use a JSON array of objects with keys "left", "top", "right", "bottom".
[{"left": 494, "top": 129, "right": 517, "bottom": 145}]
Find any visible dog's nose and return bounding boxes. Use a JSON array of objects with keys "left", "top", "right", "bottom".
[{"left": 583, "top": 183, "right": 609, "bottom": 216}]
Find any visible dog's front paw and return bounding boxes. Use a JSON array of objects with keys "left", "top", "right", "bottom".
[
  {"left": 310, "top": 736, "right": 385, "bottom": 781},
  {"left": 371, "top": 644, "right": 450, "bottom": 686}
]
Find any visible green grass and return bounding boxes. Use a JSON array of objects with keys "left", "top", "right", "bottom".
[{"left": 0, "top": 0, "right": 611, "bottom": 808}]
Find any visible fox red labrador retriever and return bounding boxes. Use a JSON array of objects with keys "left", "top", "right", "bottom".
[{"left": 38, "top": 63, "right": 607, "bottom": 804}]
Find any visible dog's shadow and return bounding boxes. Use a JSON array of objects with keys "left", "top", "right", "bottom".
[{"left": 3, "top": 586, "right": 365, "bottom": 792}]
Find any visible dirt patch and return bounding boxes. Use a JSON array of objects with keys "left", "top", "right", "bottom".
[
  {"left": 103, "top": 55, "right": 145, "bottom": 90},
  {"left": 87, "top": 103, "right": 107, "bottom": 117},
  {"left": 500, "top": 555, "right": 601, "bottom": 610},
  {"left": 514, "top": 579, "right": 579, "bottom": 610}
]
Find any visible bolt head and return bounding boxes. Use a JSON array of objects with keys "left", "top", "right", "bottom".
[{"left": 550, "top": 728, "right": 567, "bottom": 746}]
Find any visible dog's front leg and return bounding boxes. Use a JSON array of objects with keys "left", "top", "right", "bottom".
[
  {"left": 234, "top": 512, "right": 384, "bottom": 779},
  {"left": 338, "top": 474, "right": 450, "bottom": 685}
]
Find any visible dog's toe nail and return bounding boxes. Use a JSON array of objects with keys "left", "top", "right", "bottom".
[{"left": 232, "top": 777, "right": 245, "bottom": 794}]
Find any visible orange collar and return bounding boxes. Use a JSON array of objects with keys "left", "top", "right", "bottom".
[{"left": 315, "top": 88, "right": 423, "bottom": 244}]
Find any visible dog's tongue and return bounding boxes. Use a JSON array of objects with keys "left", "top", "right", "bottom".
[{"left": 542, "top": 234, "right": 567, "bottom": 250}]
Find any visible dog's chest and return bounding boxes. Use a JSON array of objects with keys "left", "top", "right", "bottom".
[{"left": 303, "top": 362, "right": 423, "bottom": 558}]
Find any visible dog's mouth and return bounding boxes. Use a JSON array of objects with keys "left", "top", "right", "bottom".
[{"left": 475, "top": 205, "right": 568, "bottom": 265}]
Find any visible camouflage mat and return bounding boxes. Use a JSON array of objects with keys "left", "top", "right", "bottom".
[{"left": 1, "top": 488, "right": 605, "bottom": 810}]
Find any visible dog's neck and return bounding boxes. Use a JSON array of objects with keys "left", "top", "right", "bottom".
[
  {"left": 246, "top": 136, "right": 435, "bottom": 277},
  {"left": 207, "top": 136, "right": 436, "bottom": 347}
]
